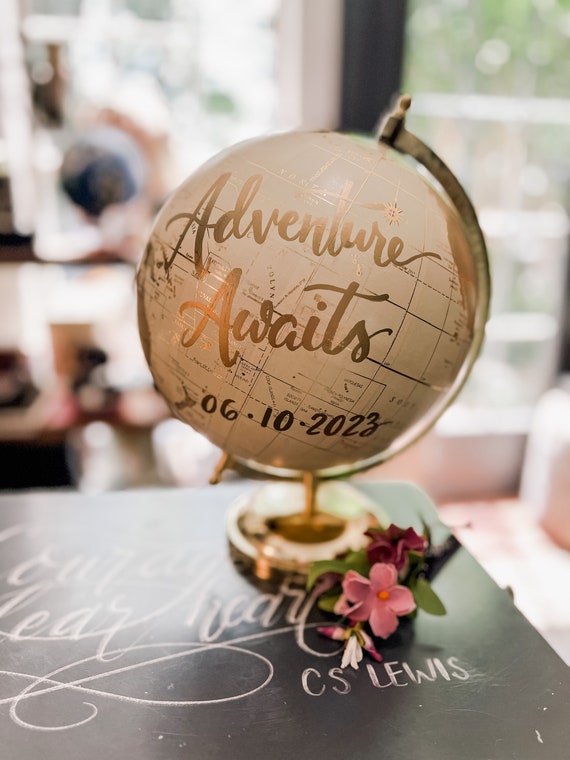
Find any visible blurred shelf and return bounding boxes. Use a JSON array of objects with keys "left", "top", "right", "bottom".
[
  {"left": 0, "top": 384, "right": 169, "bottom": 443},
  {"left": 0, "top": 234, "right": 35, "bottom": 262}
]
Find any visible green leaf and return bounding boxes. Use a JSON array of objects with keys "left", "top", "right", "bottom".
[
  {"left": 420, "top": 518, "right": 432, "bottom": 545},
  {"left": 412, "top": 577, "right": 447, "bottom": 616},
  {"left": 306, "top": 560, "right": 349, "bottom": 591},
  {"left": 318, "top": 592, "right": 341, "bottom": 613},
  {"left": 401, "top": 554, "right": 426, "bottom": 587},
  {"left": 342, "top": 549, "right": 370, "bottom": 576},
  {"left": 306, "top": 549, "right": 369, "bottom": 590},
  {"left": 407, "top": 550, "right": 426, "bottom": 567}
]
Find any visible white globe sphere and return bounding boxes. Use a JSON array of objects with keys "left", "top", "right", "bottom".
[{"left": 137, "top": 130, "right": 487, "bottom": 477}]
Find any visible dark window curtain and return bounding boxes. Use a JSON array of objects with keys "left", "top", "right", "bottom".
[{"left": 340, "top": 0, "right": 408, "bottom": 134}]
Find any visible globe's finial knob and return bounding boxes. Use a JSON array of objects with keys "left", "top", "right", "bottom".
[{"left": 397, "top": 93, "right": 412, "bottom": 115}]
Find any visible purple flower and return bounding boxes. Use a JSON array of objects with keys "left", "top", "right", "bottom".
[
  {"left": 313, "top": 571, "right": 341, "bottom": 597},
  {"left": 366, "top": 524, "right": 426, "bottom": 571},
  {"left": 335, "top": 563, "right": 416, "bottom": 639}
]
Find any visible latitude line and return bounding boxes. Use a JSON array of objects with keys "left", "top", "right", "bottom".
[{"left": 365, "top": 357, "right": 445, "bottom": 391}]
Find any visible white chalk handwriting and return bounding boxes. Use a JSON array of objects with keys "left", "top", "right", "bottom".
[{"left": 0, "top": 521, "right": 470, "bottom": 730}]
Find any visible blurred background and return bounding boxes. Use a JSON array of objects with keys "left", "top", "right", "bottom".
[
  {"left": 1, "top": 0, "right": 569, "bottom": 659},
  {"left": 2, "top": 0, "right": 569, "bottom": 496}
]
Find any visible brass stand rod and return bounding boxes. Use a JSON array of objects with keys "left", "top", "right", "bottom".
[
  {"left": 209, "top": 452, "right": 233, "bottom": 485},
  {"left": 303, "top": 471, "right": 318, "bottom": 521}
]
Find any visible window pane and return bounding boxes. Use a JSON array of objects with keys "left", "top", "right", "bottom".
[{"left": 403, "top": 0, "right": 570, "bottom": 414}]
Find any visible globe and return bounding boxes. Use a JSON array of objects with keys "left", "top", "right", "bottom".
[{"left": 137, "top": 128, "right": 488, "bottom": 480}]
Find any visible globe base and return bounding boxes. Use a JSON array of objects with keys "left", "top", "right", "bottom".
[{"left": 225, "top": 479, "right": 386, "bottom": 581}]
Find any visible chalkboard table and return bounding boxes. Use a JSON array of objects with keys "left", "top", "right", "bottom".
[{"left": 0, "top": 480, "right": 568, "bottom": 759}]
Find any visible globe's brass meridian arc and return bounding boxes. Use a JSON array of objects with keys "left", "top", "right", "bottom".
[
  {"left": 223, "top": 95, "right": 491, "bottom": 577},
  {"left": 378, "top": 93, "right": 490, "bottom": 389},
  {"left": 220, "top": 95, "right": 490, "bottom": 483}
]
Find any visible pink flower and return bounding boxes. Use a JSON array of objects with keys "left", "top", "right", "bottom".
[
  {"left": 335, "top": 564, "right": 416, "bottom": 639},
  {"left": 317, "top": 625, "right": 347, "bottom": 642},
  {"left": 317, "top": 624, "right": 382, "bottom": 669},
  {"left": 366, "top": 524, "right": 426, "bottom": 571}
]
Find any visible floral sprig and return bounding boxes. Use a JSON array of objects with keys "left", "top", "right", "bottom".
[{"left": 307, "top": 522, "right": 446, "bottom": 669}]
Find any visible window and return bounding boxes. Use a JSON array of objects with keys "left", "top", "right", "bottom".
[{"left": 403, "top": 0, "right": 570, "bottom": 421}]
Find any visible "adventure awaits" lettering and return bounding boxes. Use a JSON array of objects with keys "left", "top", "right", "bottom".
[{"left": 161, "top": 173, "right": 442, "bottom": 368}]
